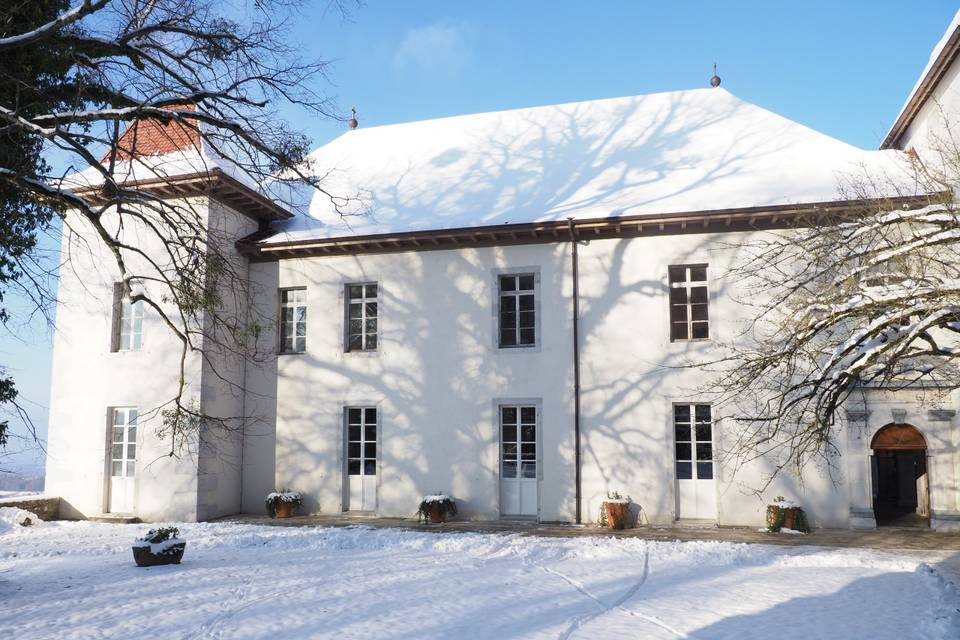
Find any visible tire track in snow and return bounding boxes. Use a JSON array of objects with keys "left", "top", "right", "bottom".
[{"left": 536, "top": 548, "right": 687, "bottom": 640}]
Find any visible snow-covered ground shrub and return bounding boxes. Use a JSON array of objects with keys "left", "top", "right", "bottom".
[
  {"left": 0, "top": 506, "right": 42, "bottom": 534},
  {"left": 265, "top": 490, "right": 303, "bottom": 518},
  {"left": 416, "top": 493, "right": 457, "bottom": 523}
]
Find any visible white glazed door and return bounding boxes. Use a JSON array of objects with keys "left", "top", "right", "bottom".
[
  {"left": 499, "top": 406, "right": 538, "bottom": 517},
  {"left": 108, "top": 407, "right": 137, "bottom": 514},
  {"left": 346, "top": 407, "right": 377, "bottom": 512},
  {"left": 674, "top": 404, "right": 716, "bottom": 520}
]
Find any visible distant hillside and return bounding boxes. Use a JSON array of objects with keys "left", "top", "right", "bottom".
[{"left": 0, "top": 471, "right": 45, "bottom": 493}]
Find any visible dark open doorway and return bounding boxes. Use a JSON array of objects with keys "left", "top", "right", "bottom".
[{"left": 871, "top": 424, "right": 930, "bottom": 528}]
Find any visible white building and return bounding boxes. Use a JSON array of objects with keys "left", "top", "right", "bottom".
[{"left": 44, "top": 14, "right": 960, "bottom": 531}]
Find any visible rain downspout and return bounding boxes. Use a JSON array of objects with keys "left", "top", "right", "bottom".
[{"left": 567, "top": 218, "right": 582, "bottom": 524}]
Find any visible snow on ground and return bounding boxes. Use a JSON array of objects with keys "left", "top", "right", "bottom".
[{"left": 1, "top": 518, "right": 958, "bottom": 639}]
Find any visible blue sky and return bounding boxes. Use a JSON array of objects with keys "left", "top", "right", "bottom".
[{"left": 3, "top": 1, "right": 957, "bottom": 471}]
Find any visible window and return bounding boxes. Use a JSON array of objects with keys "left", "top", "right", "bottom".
[
  {"left": 113, "top": 283, "right": 143, "bottom": 351},
  {"left": 346, "top": 407, "right": 377, "bottom": 476},
  {"left": 110, "top": 407, "right": 138, "bottom": 478},
  {"left": 673, "top": 404, "right": 713, "bottom": 480},
  {"left": 346, "top": 283, "right": 378, "bottom": 352},
  {"left": 668, "top": 265, "right": 709, "bottom": 341},
  {"left": 500, "top": 405, "right": 537, "bottom": 479},
  {"left": 279, "top": 288, "right": 307, "bottom": 354},
  {"left": 498, "top": 274, "right": 536, "bottom": 348}
]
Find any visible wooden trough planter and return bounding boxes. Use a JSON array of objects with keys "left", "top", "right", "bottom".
[
  {"left": 132, "top": 541, "right": 186, "bottom": 567},
  {"left": 766, "top": 502, "right": 810, "bottom": 533},
  {"left": 604, "top": 501, "right": 630, "bottom": 530}
]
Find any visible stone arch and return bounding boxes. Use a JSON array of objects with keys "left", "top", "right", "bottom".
[{"left": 870, "top": 423, "right": 927, "bottom": 451}]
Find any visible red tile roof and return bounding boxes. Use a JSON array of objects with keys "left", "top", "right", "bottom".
[{"left": 101, "top": 105, "right": 200, "bottom": 162}]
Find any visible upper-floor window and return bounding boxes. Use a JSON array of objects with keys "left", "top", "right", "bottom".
[
  {"left": 498, "top": 274, "right": 536, "bottom": 348},
  {"left": 668, "top": 265, "right": 709, "bottom": 341},
  {"left": 279, "top": 288, "right": 307, "bottom": 354},
  {"left": 113, "top": 283, "right": 143, "bottom": 351},
  {"left": 346, "top": 283, "right": 378, "bottom": 352}
]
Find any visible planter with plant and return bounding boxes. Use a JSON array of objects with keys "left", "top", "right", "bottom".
[
  {"left": 416, "top": 493, "right": 457, "bottom": 524},
  {"left": 132, "top": 527, "right": 186, "bottom": 567},
  {"left": 765, "top": 496, "right": 810, "bottom": 533},
  {"left": 265, "top": 490, "right": 303, "bottom": 518},
  {"left": 600, "top": 491, "right": 631, "bottom": 530}
]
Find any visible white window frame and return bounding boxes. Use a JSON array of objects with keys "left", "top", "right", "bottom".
[
  {"left": 109, "top": 407, "right": 138, "bottom": 478},
  {"left": 497, "top": 273, "right": 537, "bottom": 348},
  {"left": 113, "top": 283, "right": 144, "bottom": 351},
  {"left": 345, "top": 406, "right": 377, "bottom": 477},
  {"left": 279, "top": 287, "right": 307, "bottom": 354},
  {"left": 345, "top": 282, "right": 378, "bottom": 352},
  {"left": 672, "top": 403, "right": 714, "bottom": 481},
  {"left": 668, "top": 264, "right": 709, "bottom": 342}
]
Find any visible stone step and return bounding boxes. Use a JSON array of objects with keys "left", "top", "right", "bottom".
[{"left": 87, "top": 514, "right": 141, "bottom": 524}]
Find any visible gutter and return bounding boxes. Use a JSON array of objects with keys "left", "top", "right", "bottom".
[{"left": 567, "top": 218, "right": 582, "bottom": 524}]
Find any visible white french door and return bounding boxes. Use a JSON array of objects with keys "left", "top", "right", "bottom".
[
  {"left": 674, "top": 404, "right": 716, "bottom": 520},
  {"left": 346, "top": 407, "right": 377, "bottom": 512},
  {"left": 499, "top": 405, "right": 538, "bottom": 517},
  {"left": 108, "top": 407, "right": 138, "bottom": 514}
]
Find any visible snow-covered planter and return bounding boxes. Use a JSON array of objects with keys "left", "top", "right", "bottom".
[
  {"left": 132, "top": 527, "right": 186, "bottom": 567},
  {"left": 416, "top": 494, "right": 457, "bottom": 524},
  {"left": 265, "top": 490, "right": 302, "bottom": 518},
  {"left": 766, "top": 497, "right": 810, "bottom": 533},
  {"left": 601, "top": 492, "right": 631, "bottom": 530}
]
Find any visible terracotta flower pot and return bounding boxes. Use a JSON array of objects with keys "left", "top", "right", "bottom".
[
  {"left": 605, "top": 502, "right": 629, "bottom": 530},
  {"left": 274, "top": 500, "right": 296, "bottom": 519},
  {"left": 132, "top": 542, "right": 186, "bottom": 567}
]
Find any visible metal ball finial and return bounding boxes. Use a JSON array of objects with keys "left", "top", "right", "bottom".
[
  {"left": 348, "top": 107, "right": 358, "bottom": 130},
  {"left": 710, "top": 63, "right": 721, "bottom": 88}
]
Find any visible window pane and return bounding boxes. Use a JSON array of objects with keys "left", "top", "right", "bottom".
[
  {"left": 113, "top": 426, "right": 124, "bottom": 442},
  {"left": 348, "top": 334, "right": 363, "bottom": 351},
  {"left": 675, "top": 442, "right": 692, "bottom": 461},
  {"left": 128, "top": 409, "right": 137, "bottom": 424},
  {"left": 295, "top": 321, "right": 306, "bottom": 337},
  {"left": 521, "top": 443, "right": 536, "bottom": 460},
  {"left": 674, "top": 405, "right": 690, "bottom": 422},
  {"left": 365, "top": 423, "right": 376, "bottom": 441},
  {"left": 674, "top": 424, "right": 690, "bottom": 443},
  {"left": 348, "top": 285, "right": 363, "bottom": 299},
  {"left": 518, "top": 295, "right": 535, "bottom": 311},
  {"left": 695, "top": 405, "right": 711, "bottom": 422},
  {"left": 499, "top": 275, "right": 516, "bottom": 292},
  {"left": 521, "top": 462, "right": 537, "bottom": 478},
  {"left": 521, "top": 424, "right": 536, "bottom": 442},
  {"left": 692, "top": 322, "right": 709, "bottom": 339},
  {"left": 126, "top": 461, "right": 135, "bottom": 477},
  {"left": 502, "top": 461, "right": 517, "bottom": 478},
  {"left": 296, "top": 307, "right": 306, "bottom": 323},
  {"left": 366, "top": 334, "right": 377, "bottom": 350},
  {"left": 348, "top": 303, "right": 362, "bottom": 319},
  {"left": 348, "top": 460, "right": 361, "bottom": 475},
  {"left": 671, "top": 304, "right": 688, "bottom": 321},
  {"left": 520, "top": 407, "right": 536, "bottom": 424},
  {"left": 695, "top": 424, "right": 712, "bottom": 442},
  {"left": 113, "top": 444, "right": 124, "bottom": 459},
  {"left": 348, "top": 443, "right": 361, "bottom": 458},
  {"left": 676, "top": 461, "right": 692, "bottom": 480},
  {"left": 501, "top": 407, "right": 517, "bottom": 424},
  {"left": 690, "top": 286, "right": 708, "bottom": 304},
  {"left": 669, "top": 288, "right": 687, "bottom": 304},
  {"left": 518, "top": 309, "right": 535, "bottom": 328},
  {"left": 690, "top": 266, "right": 707, "bottom": 282},
  {"left": 364, "top": 408, "right": 377, "bottom": 425},
  {"left": 518, "top": 275, "right": 535, "bottom": 290},
  {"left": 365, "top": 319, "right": 377, "bottom": 333},
  {"left": 127, "top": 444, "right": 136, "bottom": 460},
  {"left": 671, "top": 323, "right": 689, "bottom": 341},
  {"left": 348, "top": 425, "right": 361, "bottom": 441},
  {"left": 668, "top": 266, "right": 686, "bottom": 283},
  {"left": 127, "top": 425, "right": 136, "bottom": 440},
  {"left": 364, "top": 442, "right": 376, "bottom": 458},
  {"left": 502, "top": 443, "right": 517, "bottom": 458},
  {"left": 348, "top": 408, "right": 362, "bottom": 424},
  {"left": 112, "top": 461, "right": 123, "bottom": 477},
  {"left": 691, "top": 304, "right": 708, "bottom": 321},
  {"left": 364, "top": 460, "right": 376, "bottom": 475},
  {"left": 697, "top": 462, "right": 713, "bottom": 480},
  {"left": 519, "top": 328, "right": 535, "bottom": 345},
  {"left": 696, "top": 443, "right": 712, "bottom": 461},
  {"left": 295, "top": 337, "right": 306, "bottom": 352},
  {"left": 502, "top": 424, "right": 517, "bottom": 443},
  {"left": 366, "top": 302, "right": 378, "bottom": 318},
  {"left": 500, "top": 330, "right": 517, "bottom": 347},
  {"left": 365, "top": 283, "right": 378, "bottom": 298},
  {"left": 349, "top": 319, "right": 363, "bottom": 334}
]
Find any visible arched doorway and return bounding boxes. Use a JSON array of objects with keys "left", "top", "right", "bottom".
[{"left": 871, "top": 424, "right": 930, "bottom": 527}]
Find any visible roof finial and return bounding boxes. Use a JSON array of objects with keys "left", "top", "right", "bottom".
[
  {"left": 348, "top": 107, "right": 358, "bottom": 130},
  {"left": 710, "top": 63, "right": 721, "bottom": 88}
]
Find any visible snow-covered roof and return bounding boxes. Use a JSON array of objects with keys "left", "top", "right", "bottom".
[
  {"left": 882, "top": 8, "right": 960, "bottom": 149},
  {"left": 262, "top": 87, "right": 909, "bottom": 245}
]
